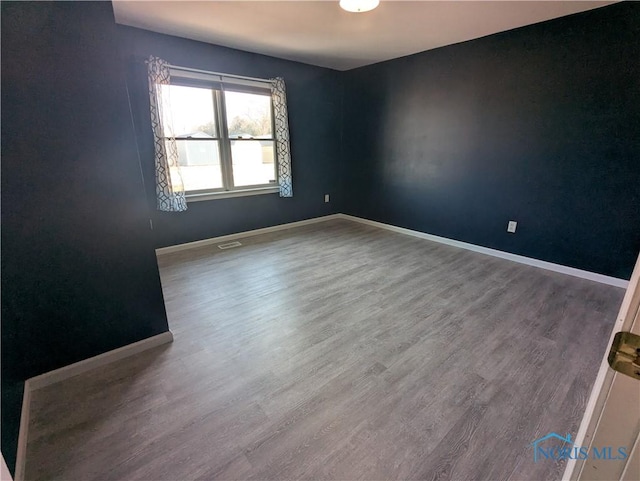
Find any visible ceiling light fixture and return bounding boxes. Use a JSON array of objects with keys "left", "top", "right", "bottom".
[{"left": 339, "top": 0, "right": 380, "bottom": 13}]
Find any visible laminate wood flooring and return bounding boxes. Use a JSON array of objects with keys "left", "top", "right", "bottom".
[{"left": 24, "top": 219, "right": 625, "bottom": 480}]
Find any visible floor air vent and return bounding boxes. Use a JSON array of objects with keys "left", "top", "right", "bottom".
[{"left": 217, "top": 241, "right": 243, "bottom": 250}]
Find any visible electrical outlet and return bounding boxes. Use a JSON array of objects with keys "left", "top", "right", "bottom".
[
  {"left": 324, "top": 194, "right": 330, "bottom": 203},
  {"left": 507, "top": 221, "right": 517, "bottom": 233}
]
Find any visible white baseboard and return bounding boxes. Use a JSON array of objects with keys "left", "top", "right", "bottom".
[
  {"left": 155, "top": 212, "right": 628, "bottom": 288},
  {"left": 9, "top": 214, "right": 630, "bottom": 479},
  {"left": 13, "top": 331, "right": 173, "bottom": 481},
  {"left": 156, "top": 214, "right": 342, "bottom": 256},
  {"left": 2, "top": 454, "right": 13, "bottom": 481},
  {"left": 27, "top": 331, "right": 174, "bottom": 390},
  {"left": 337, "top": 214, "right": 629, "bottom": 289},
  {"left": 13, "top": 385, "right": 31, "bottom": 481}
]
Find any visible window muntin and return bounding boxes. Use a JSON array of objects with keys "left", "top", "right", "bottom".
[{"left": 162, "top": 75, "right": 277, "bottom": 196}]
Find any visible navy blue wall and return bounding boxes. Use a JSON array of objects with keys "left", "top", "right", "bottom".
[
  {"left": 117, "top": 26, "right": 343, "bottom": 248},
  {"left": 2, "top": 0, "right": 639, "bottom": 475},
  {"left": 1, "top": 2, "right": 170, "bottom": 472},
  {"left": 342, "top": 2, "right": 640, "bottom": 279}
]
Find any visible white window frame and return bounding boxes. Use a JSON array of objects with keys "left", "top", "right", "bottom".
[{"left": 168, "top": 66, "right": 279, "bottom": 202}]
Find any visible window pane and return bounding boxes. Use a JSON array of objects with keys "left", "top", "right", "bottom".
[
  {"left": 175, "top": 140, "right": 223, "bottom": 191},
  {"left": 160, "top": 84, "right": 217, "bottom": 138},
  {"left": 225, "top": 91, "right": 272, "bottom": 139},
  {"left": 230, "top": 140, "right": 276, "bottom": 187}
]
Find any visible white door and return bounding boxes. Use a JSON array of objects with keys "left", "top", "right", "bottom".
[{"left": 564, "top": 252, "right": 640, "bottom": 481}]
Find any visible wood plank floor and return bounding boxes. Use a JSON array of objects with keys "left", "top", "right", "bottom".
[{"left": 24, "top": 219, "right": 625, "bottom": 480}]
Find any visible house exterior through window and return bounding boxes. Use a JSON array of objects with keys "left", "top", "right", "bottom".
[{"left": 163, "top": 68, "right": 281, "bottom": 200}]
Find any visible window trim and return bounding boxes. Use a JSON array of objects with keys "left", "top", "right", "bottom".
[
  {"left": 169, "top": 66, "right": 270, "bottom": 90},
  {"left": 186, "top": 186, "right": 279, "bottom": 202},
  {"left": 165, "top": 67, "right": 278, "bottom": 200}
]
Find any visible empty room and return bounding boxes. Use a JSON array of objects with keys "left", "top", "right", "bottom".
[{"left": 2, "top": 1, "right": 639, "bottom": 480}]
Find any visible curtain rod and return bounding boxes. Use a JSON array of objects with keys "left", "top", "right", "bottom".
[{"left": 167, "top": 64, "right": 272, "bottom": 83}]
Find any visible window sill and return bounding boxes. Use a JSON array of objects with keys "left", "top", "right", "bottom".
[{"left": 186, "top": 186, "right": 279, "bottom": 202}]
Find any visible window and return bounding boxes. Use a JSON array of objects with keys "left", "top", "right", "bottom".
[{"left": 162, "top": 69, "right": 279, "bottom": 199}]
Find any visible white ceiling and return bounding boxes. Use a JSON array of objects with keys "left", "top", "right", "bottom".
[{"left": 112, "top": 1, "right": 617, "bottom": 71}]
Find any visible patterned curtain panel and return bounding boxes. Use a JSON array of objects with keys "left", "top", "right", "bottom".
[
  {"left": 146, "top": 56, "right": 187, "bottom": 212},
  {"left": 270, "top": 77, "right": 293, "bottom": 197}
]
